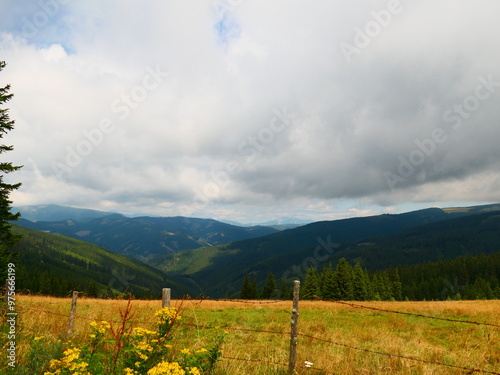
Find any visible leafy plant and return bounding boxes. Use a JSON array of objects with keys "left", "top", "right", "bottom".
[{"left": 40, "top": 302, "right": 223, "bottom": 375}]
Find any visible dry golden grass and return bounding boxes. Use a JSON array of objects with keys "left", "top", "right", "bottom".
[{"left": 11, "top": 296, "right": 500, "bottom": 374}]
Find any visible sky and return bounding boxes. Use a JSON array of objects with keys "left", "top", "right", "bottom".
[{"left": 0, "top": 0, "right": 499, "bottom": 224}]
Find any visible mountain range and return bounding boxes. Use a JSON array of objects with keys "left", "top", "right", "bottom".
[
  {"left": 13, "top": 204, "right": 113, "bottom": 222},
  {"left": 162, "top": 204, "right": 500, "bottom": 297},
  {"left": 11, "top": 203, "right": 500, "bottom": 298},
  {"left": 15, "top": 204, "right": 279, "bottom": 264},
  {"left": 9, "top": 224, "right": 181, "bottom": 298}
]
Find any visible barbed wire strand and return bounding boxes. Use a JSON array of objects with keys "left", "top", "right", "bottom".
[
  {"left": 20, "top": 307, "right": 143, "bottom": 325},
  {"left": 186, "top": 297, "right": 285, "bottom": 305},
  {"left": 298, "top": 332, "right": 500, "bottom": 375},
  {"left": 18, "top": 304, "right": 500, "bottom": 374},
  {"left": 185, "top": 322, "right": 500, "bottom": 375},
  {"left": 185, "top": 322, "right": 500, "bottom": 374},
  {"left": 313, "top": 297, "right": 500, "bottom": 328}
]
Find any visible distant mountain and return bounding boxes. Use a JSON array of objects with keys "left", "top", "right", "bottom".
[
  {"left": 258, "top": 217, "right": 313, "bottom": 226},
  {"left": 242, "top": 217, "right": 311, "bottom": 230},
  {"left": 17, "top": 214, "right": 279, "bottom": 264},
  {"left": 265, "top": 223, "right": 304, "bottom": 230},
  {"left": 161, "top": 205, "right": 500, "bottom": 297},
  {"left": 9, "top": 225, "right": 190, "bottom": 298},
  {"left": 221, "top": 217, "right": 311, "bottom": 228},
  {"left": 14, "top": 204, "right": 121, "bottom": 222},
  {"left": 443, "top": 202, "right": 500, "bottom": 214}
]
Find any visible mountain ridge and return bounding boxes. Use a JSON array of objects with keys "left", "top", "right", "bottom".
[
  {"left": 13, "top": 204, "right": 122, "bottom": 222},
  {"left": 9, "top": 224, "right": 191, "bottom": 298},
  {"left": 16, "top": 212, "right": 280, "bottom": 264},
  {"left": 160, "top": 205, "right": 500, "bottom": 297}
]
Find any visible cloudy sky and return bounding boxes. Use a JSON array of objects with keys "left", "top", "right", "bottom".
[{"left": 1, "top": 0, "right": 499, "bottom": 224}]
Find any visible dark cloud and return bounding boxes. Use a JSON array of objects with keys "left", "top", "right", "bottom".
[{"left": 1, "top": 0, "right": 499, "bottom": 222}]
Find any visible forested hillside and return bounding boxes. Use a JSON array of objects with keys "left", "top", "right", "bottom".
[
  {"left": 18, "top": 215, "right": 278, "bottom": 264},
  {"left": 298, "top": 253, "right": 500, "bottom": 301},
  {"left": 397, "top": 252, "right": 500, "bottom": 300},
  {"left": 164, "top": 210, "right": 500, "bottom": 298},
  {"left": 9, "top": 225, "right": 187, "bottom": 298}
]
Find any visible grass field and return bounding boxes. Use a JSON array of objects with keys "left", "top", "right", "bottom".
[{"left": 3, "top": 296, "right": 500, "bottom": 374}]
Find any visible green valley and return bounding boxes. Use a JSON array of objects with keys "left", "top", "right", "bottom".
[{"left": 9, "top": 225, "right": 188, "bottom": 298}]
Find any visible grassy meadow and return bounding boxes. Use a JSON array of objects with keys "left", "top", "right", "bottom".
[{"left": 2, "top": 296, "right": 499, "bottom": 374}]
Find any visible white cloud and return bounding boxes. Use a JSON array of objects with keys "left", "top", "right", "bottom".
[{"left": 2, "top": 0, "right": 500, "bottom": 223}]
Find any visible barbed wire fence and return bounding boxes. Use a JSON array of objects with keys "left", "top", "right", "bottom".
[{"left": 13, "top": 284, "right": 500, "bottom": 375}]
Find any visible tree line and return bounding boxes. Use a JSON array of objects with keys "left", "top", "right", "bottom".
[
  {"left": 398, "top": 252, "right": 500, "bottom": 300},
  {"left": 239, "top": 272, "right": 291, "bottom": 299},
  {"left": 239, "top": 253, "right": 500, "bottom": 301},
  {"left": 301, "top": 259, "right": 403, "bottom": 301}
]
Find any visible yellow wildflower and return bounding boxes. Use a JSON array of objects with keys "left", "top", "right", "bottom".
[
  {"left": 68, "top": 361, "right": 89, "bottom": 373},
  {"left": 135, "top": 341, "right": 153, "bottom": 352},
  {"left": 62, "top": 347, "right": 80, "bottom": 363},
  {"left": 98, "top": 321, "right": 110, "bottom": 333},
  {"left": 134, "top": 327, "right": 157, "bottom": 336},
  {"left": 147, "top": 361, "right": 185, "bottom": 375},
  {"left": 48, "top": 359, "right": 62, "bottom": 368},
  {"left": 154, "top": 307, "right": 181, "bottom": 323},
  {"left": 188, "top": 367, "right": 201, "bottom": 375},
  {"left": 180, "top": 348, "right": 190, "bottom": 355},
  {"left": 90, "top": 320, "right": 110, "bottom": 334}
]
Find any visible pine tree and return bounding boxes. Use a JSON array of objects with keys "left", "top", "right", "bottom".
[
  {"left": 352, "top": 263, "right": 369, "bottom": 301},
  {"left": 373, "top": 271, "right": 392, "bottom": 301},
  {"left": 239, "top": 274, "right": 253, "bottom": 299},
  {"left": 39, "top": 271, "right": 52, "bottom": 294},
  {"left": 302, "top": 266, "right": 320, "bottom": 299},
  {"left": 364, "top": 269, "right": 375, "bottom": 300},
  {"left": 279, "top": 278, "right": 292, "bottom": 300},
  {"left": 333, "top": 258, "right": 354, "bottom": 300},
  {"left": 260, "top": 272, "right": 277, "bottom": 299},
  {"left": 0, "top": 61, "right": 22, "bottom": 280},
  {"left": 250, "top": 279, "right": 259, "bottom": 299},
  {"left": 320, "top": 263, "right": 336, "bottom": 300},
  {"left": 390, "top": 268, "right": 403, "bottom": 301}
]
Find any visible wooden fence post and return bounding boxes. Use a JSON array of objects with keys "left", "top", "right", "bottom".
[
  {"left": 289, "top": 280, "right": 300, "bottom": 374},
  {"left": 67, "top": 291, "right": 78, "bottom": 336},
  {"left": 162, "top": 288, "right": 171, "bottom": 308}
]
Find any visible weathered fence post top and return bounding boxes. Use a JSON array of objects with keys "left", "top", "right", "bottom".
[{"left": 162, "top": 288, "right": 171, "bottom": 308}]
